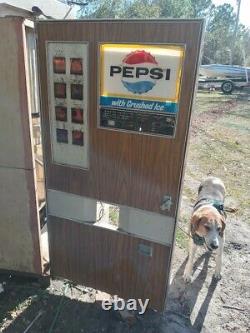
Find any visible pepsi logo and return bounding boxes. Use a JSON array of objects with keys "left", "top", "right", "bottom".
[{"left": 109, "top": 50, "right": 171, "bottom": 95}]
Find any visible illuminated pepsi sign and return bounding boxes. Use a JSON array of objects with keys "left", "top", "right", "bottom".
[
  {"left": 99, "top": 43, "right": 185, "bottom": 137},
  {"left": 110, "top": 50, "right": 171, "bottom": 94}
]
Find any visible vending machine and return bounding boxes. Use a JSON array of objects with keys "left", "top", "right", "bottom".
[{"left": 37, "top": 19, "right": 203, "bottom": 310}]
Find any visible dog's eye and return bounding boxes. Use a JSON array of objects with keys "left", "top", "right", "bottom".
[
  {"left": 204, "top": 225, "right": 210, "bottom": 231},
  {"left": 217, "top": 226, "right": 221, "bottom": 232}
]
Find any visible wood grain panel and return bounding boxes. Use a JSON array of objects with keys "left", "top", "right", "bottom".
[
  {"left": 0, "top": 18, "right": 42, "bottom": 274},
  {"left": 37, "top": 19, "right": 204, "bottom": 216},
  {"left": 48, "top": 216, "right": 171, "bottom": 311}
]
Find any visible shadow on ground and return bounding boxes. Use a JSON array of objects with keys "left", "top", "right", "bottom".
[
  {"left": 0, "top": 252, "right": 219, "bottom": 333},
  {"left": 166, "top": 252, "right": 219, "bottom": 333}
]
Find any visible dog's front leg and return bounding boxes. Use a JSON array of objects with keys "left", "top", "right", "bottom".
[
  {"left": 183, "top": 238, "right": 197, "bottom": 283},
  {"left": 214, "top": 234, "right": 225, "bottom": 280}
]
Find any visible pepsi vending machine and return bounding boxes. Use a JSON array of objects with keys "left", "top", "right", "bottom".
[{"left": 37, "top": 19, "right": 204, "bottom": 310}]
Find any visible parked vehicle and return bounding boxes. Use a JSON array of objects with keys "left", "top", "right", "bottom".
[{"left": 199, "top": 64, "right": 250, "bottom": 94}]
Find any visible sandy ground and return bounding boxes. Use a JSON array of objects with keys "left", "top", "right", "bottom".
[{"left": 0, "top": 91, "right": 249, "bottom": 332}]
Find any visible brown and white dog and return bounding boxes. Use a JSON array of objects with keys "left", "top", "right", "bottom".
[{"left": 183, "top": 177, "right": 226, "bottom": 282}]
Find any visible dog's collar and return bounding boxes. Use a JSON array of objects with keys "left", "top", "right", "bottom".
[
  {"left": 192, "top": 233, "right": 205, "bottom": 246},
  {"left": 194, "top": 198, "right": 225, "bottom": 215}
]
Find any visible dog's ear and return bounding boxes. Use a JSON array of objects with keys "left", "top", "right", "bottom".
[
  {"left": 191, "top": 211, "right": 202, "bottom": 233},
  {"left": 220, "top": 215, "right": 226, "bottom": 237}
]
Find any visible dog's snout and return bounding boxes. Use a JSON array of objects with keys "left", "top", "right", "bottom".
[{"left": 210, "top": 241, "right": 219, "bottom": 250}]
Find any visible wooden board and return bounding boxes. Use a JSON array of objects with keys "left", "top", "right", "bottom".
[
  {"left": 0, "top": 17, "right": 42, "bottom": 275},
  {"left": 48, "top": 217, "right": 171, "bottom": 310}
]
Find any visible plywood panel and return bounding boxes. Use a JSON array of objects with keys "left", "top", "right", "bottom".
[
  {"left": 37, "top": 20, "right": 203, "bottom": 216},
  {"left": 0, "top": 168, "right": 41, "bottom": 274},
  {"left": 48, "top": 217, "right": 171, "bottom": 310},
  {"left": 0, "top": 17, "right": 34, "bottom": 169},
  {"left": 0, "top": 17, "right": 42, "bottom": 274}
]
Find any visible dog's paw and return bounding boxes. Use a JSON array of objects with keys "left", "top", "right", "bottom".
[
  {"left": 183, "top": 271, "right": 192, "bottom": 283},
  {"left": 213, "top": 272, "right": 222, "bottom": 280}
]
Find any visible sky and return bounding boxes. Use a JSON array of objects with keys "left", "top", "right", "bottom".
[{"left": 213, "top": 0, "right": 250, "bottom": 27}]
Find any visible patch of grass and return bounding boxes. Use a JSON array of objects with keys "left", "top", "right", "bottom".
[
  {"left": 183, "top": 91, "right": 250, "bottom": 224},
  {"left": 182, "top": 186, "right": 196, "bottom": 201},
  {"left": 175, "top": 227, "right": 189, "bottom": 249},
  {"left": 109, "top": 206, "right": 119, "bottom": 226},
  {"left": 175, "top": 215, "right": 190, "bottom": 249}
]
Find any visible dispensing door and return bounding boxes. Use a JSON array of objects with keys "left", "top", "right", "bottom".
[{"left": 37, "top": 19, "right": 203, "bottom": 311}]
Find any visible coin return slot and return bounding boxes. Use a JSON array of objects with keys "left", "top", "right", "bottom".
[
  {"left": 138, "top": 244, "right": 153, "bottom": 257},
  {"left": 70, "top": 58, "right": 83, "bottom": 75},
  {"left": 56, "top": 128, "right": 68, "bottom": 143},
  {"left": 55, "top": 106, "right": 67, "bottom": 122},
  {"left": 71, "top": 108, "right": 83, "bottom": 124},
  {"left": 54, "top": 82, "right": 66, "bottom": 99},
  {"left": 71, "top": 84, "right": 83, "bottom": 100},
  {"left": 72, "top": 130, "right": 84, "bottom": 146},
  {"left": 108, "top": 120, "right": 115, "bottom": 126},
  {"left": 53, "top": 57, "right": 66, "bottom": 74}
]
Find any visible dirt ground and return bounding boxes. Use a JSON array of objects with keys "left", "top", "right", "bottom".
[{"left": 0, "top": 90, "right": 249, "bottom": 333}]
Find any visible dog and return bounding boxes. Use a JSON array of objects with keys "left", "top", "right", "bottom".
[{"left": 183, "top": 177, "right": 226, "bottom": 282}]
